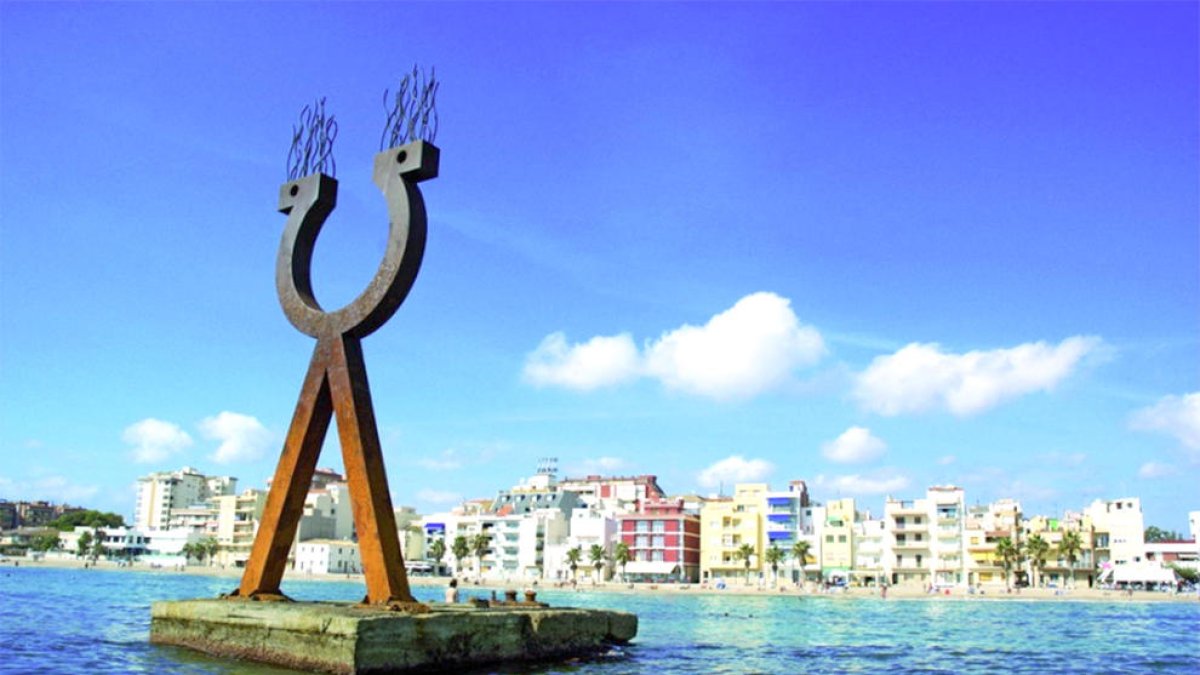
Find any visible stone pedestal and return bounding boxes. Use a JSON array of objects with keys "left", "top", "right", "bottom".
[{"left": 150, "top": 599, "right": 637, "bottom": 674}]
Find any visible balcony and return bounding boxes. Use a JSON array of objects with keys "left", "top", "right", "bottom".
[
  {"left": 890, "top": 501, "right": 923, "bottom": 515},
  {"left": 893, "top": 541, "right": 930, "bottom": 551}
]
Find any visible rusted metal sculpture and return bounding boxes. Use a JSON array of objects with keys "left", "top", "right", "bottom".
[{"left": 233, "top": 84, "right": 438, "bottom": 606}]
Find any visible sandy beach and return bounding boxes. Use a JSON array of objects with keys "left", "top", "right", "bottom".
[{"left": 7, "top": 556, "right": 1196, "bottom": 604}]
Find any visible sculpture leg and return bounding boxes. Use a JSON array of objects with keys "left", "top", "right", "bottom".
[
  {"left": 327, "top": 334, "right": 416, "bottom": 605},
  {"left": 236, "top": 340, "right": 334, "bottom": 599}
]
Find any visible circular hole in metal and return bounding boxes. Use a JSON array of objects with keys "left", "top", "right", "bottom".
[
  {"left": 396, "top": 150, "right": 408, "bottom": 164},
  {"left": 289, "top": 184, "right": 299, "bottom": 196}
]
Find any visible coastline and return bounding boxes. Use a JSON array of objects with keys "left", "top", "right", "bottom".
[{"left": 7, "top": 556, "right": 1197, "bottom": 604}]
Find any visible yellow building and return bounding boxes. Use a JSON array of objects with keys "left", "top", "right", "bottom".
[
  {"left": 821, "top": 498, "right": 856, "bottom": 580},
  {"left": 700, "top": 484, "right": 765, "bottom": 583}
]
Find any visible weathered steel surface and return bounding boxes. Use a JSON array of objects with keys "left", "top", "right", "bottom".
[{"left": 236, "top": 140, "right": 439, "bottom": 605}]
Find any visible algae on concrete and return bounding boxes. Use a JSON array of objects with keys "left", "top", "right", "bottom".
[{"left": 151, "top": 599, "right": 637, "bottom": 674}]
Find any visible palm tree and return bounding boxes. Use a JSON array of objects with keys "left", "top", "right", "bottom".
[
  {"left": 1059, "top": 530, "right": 1082, "bottom": 589},
  {"left": 201, "top": 536, "right": 220, "bottom": 567},
  {"left": 181, "top": 542, "right": 199, "bottom": 565},
  {"left": 791, "top": 540, "right": 812, "bottom": 585},
  {"left": 613, "top": 541, "right": 631, "bottom": 582},
  {"left": 735, "top": 543, "right": 756, "bottom": 585},
  {"left": 996, "top": 536, "right": 1019, "bottom": 590},
  {"left": 429, "top": 539, "right": 447, "bottom": 575},
  {"left": 565, "top": 546, "right": 582, "bottom": 583},
  {"left": 451, "top": 535, "right": 469, "bottom": 577},
  {"left": 764, "top": 545, "right": 786, "bottom": 586},
  {"left": 1025, "top": 534, "right": 1049, "bottom": 588},
  {"left": 471, "top": 532, "right": 490, "bottom": 581},
  {"left": 588, "top": 544, "right": 606, "bottom": 585}
]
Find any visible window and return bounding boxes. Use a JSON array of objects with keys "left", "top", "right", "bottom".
[
  {"left": 652, "top": 536, "right": 665, "bottom": 548},
  {"left": 636, "top": 536, "right": 649, "bottom": 548},
  {"left": 896, "top": 517, "right": 905, "bottom": 526},
  {"left": 825, "top": 535, "right": 833, "bottom": 543},
  {"left": 838, "top": 535, "right": 847, "bottom": 543},
  {"left": 636, "top": 521, "right": 649, "bottom": 533},
  {"left": 652, "top": 520, "right": 666, "bottom": 533}
]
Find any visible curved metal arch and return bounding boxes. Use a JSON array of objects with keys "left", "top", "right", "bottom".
[{"left": 275, "top": 140, "right": 439, "bottom": 339}]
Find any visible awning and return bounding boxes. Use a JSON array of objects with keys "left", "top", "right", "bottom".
[
  {"left": 1100, "top": 563, "right": 1177, "bottom": 585},
  {"left": 624, "top": 561, "right": 681, "bottom": 575}
]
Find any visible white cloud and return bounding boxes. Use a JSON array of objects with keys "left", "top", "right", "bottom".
[
  {"left": 416, "top": 489, "right": 462, "bottom": 505},
  {"left": 937, "top": 455, "right": 957, "bottom": 466},
  {"left": 1130, "top": 392, "right": 1200, "bottom": 454},
  {"left": 853, "top": 336, "right": 1102, "bottom": 416},
  {"left": 697, "top": 455, "right": 774, "bottom": 488},
  {"left": 821, "top": 426, "right": 887, "bottom": 464},
  {"left": 1137, "top": 461, "right": 1173, "bottom": 479},
  {"left": 572, "top": 456, "right": 628, "bottom": 474},
  {"left": 523, "top": 332, "right": 640, "bottom": 391},
  {"left": 644, "top": 292, "right": 826, "bottom": 400},
  {"left": 417, "top": 449, "right": 463, "bottom": 471},
  {"left": 123, "top": 418, "right": 194, "bottom": 464},
  {"left": 816, "top": 472, "right": 910, "bottom": 496},
  {"left": 0, "top": 475, "right": 100, "bottom": 504},
  {"left": 199, "top": 412, "right": 272, "bottom": 464},
  {"left": 524, "top": 292, "right": 826, "bottom": 400}
]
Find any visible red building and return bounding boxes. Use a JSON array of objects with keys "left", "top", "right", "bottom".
[{"left": 617, "top": 497, "right": 700, "bottom": 583}]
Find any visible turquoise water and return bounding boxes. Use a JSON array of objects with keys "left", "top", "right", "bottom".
[{"left": 1, "top": 567, "right": 1198, "bottom": 673}]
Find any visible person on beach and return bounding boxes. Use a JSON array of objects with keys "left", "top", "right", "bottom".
[{"left": 445, "top": 578, "right": 460, "bottom": 603}]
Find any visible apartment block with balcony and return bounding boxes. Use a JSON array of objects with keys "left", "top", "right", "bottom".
[
  {"left": 617, "top": 497, "right": 700, "bottom": 583},
  {"left": 700, "top": 484, "right": 765, "bottom": 583},
  {"left": 884, "top": 495, "right": 932, "bottom": 586},
  {"left": 134, "top": 467, "right": 237, "bottom": 531},
  {"left": 820, "top": 498, "right": 856, "bottom": 583}
]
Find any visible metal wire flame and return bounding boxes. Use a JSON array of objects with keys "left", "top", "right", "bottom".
[
  {"left": 287, "top": 97, "right": 338, "bottom": 180},
  {"left": 380, "top": 65, "right": 439, "bottom": 150}
]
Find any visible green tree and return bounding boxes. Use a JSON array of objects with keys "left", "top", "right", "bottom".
[
  {"left": 588, "top": 544, "right": 606, "bottom": 584},
  {"left": 429, "top": 539, "right": 446, "bottom": 574},
  {"left": 1144, "top": 526, "right": 1183, "bottom": 543},
  {"left": 1025, "top": 534, "right": 1049, "bottom": 587},
  {"left": 1058, "top": 530, "right": 1083, "bottom": 588},
  {"left": 791, "top": 540, "right": 812, "bottom": 584},
  {"left": 31, "top": 533, "right": 60, "bottom": 552},
  {"left": 201, "top": 537, "right": 219, "bottom": 566},
  {"left": 565, "top": 546, "right": 582, "bottom": 582},
  {"left": 613, "top": 541, "right": 631, "bottom": 581},
  {"left": 764, "top": 545, "right": 786, "bottom": 585},
  {"left": 1169, "top": 564, "right": 1198, "bottom": 584},
  {"left": 471, "top": 532, "right": 490, "bottom": 580},
  {"left": 50, "top": 510, "right": 125, "bottom": 532},
  {"left": 89, "top": 529, "right": 105, "bottom": 561},
  {"left": 451, "top": 535, "right": 469, "bottom": 575},
  {"left": 735, "top": 543, "right": 756, "bottom": 585},
  {"left": 76, "top": 530, "right": 93, "bottom": 558},
  {"left": 181, "top": 542, "right": 199, "bottom": 565}
]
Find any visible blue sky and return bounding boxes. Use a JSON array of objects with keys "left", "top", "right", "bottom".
[{"left": 1, "top": 2, "right": 1196, "bottom": 532}]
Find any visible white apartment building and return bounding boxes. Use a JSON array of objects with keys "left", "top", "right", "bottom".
[
  {"left": 883, "top": 486, "right": 966, "bottom": 587},
  {"left": 1084, "top": 497, "right": 1145, "bottom": 566},
  {"left": 295, "top": 539, "right": 361, "bottom": 575},
  {"left": 545, "top": 507, "right": 617, "bottom": 582},
  {"left": 213, "top": 488, "right": 267, "bottom": 567},
  {"left": 853, "top": 517, "right": 885, "bottom": 586},
  {"left": 134, "top": 467, "right": 236, "bottom": 530}
]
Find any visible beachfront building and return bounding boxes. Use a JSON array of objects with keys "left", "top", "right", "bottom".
[
  {"left": 616, "top": 497, "right": 701, "bottom": 583},
  {"left": 853, "top": 516, "right": 886, "bottom": 587},
  {"left": 295, "top": 539, "right": 361, "bottom": 575},
  {"left": 1084, "top": 497, "right": 1146, "bottom": 568},
  {"left": 883, "top": 486, "right": 967, "bottom": 588},
  {"left": 820, "top": 498, "right": 857, "bottom": 585},
  {"left": 763, "top": 481, "right": 819, "bottom": 583},
  {"left": 134, "top": 467, "right": 237, "bottom": 530},
  {"left": 700, "top": 484, "right": 765, "bottom": 584},
  {"left": 212, "top": 488, "right": 267, "bottom": 567}
]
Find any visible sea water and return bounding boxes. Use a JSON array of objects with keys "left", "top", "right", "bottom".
[{"left": 1, "top": 566, "right": 1197, "bottom": 673}]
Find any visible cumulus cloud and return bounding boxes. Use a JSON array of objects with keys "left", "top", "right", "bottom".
[
  {"left": 523, "top": 332, "right": 640, "bottom": 391},
  {"left": 199, "top": 411, "right": 272, "bottom": 464},
  {"left": 853, "top": 336, "right": 1102, "bottom": 416},
  {"left": 816, "top": 472, "right": 910, "bottom": 496},
  {"left": 697, "top": 455, "right": 774, "bottom": 488},
  {"left": 523, "top": 292, "right": 826, "bottom": 400},
  {"left": 1137, "top": 461, "right": 1173, "bottom": 479},
  {"left": 417, "top": 449, "right": 464, "bottom": 471},
  {"left": 123, "top": 418, "right": 193, "bottom": 464},
  {"left": 821, "top": 426, "right": 887, "bottom": 464},
  {"left": 643, "top": 292, "right": 826, "bottom": 399},
  {"left": 416, "top": 489, "right": 462, "bottom": 505},
  {"left": 1130, "top": 392, "right": 1200, "bottom": 454}
]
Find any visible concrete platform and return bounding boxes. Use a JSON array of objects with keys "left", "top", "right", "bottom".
[{"left": 150, "top": 599, "right": 637, "bottom": 674}]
